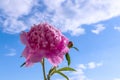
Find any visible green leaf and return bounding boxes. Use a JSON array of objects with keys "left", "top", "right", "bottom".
[
  {"left": 57, "top": 67, "right": 76, "bottom": 72},
  {"left": 54, "top": 71, "right": 69, "bottom": 80},
  {"left": 20, "top": 62, "right": 26, "bottom": 67},
  {"left": 72, "top": 47, "right": 79, "bottom": 51},
  {"left": 65, "top": 53, "right": 71, "bottom": 66}
]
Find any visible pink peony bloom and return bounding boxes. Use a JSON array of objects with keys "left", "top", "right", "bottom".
[{"left": 20, "top": 23, "right": 69, "bottom": 67}]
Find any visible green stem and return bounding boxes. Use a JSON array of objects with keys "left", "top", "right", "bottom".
[
  {"left": 47, "top": 75, "right": 50, "bottom": 80},
  {"left": 41, "top": 58, "right": 47, "bottom": 80}
]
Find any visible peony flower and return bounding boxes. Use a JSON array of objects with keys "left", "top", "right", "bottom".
[{"left": 20, "top": 23, "right": 69, "bottom": 67}]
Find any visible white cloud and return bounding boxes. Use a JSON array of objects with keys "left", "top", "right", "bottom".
[
  {"left": 96, "top": 62, "right": 103, "bottom": 67},
  {"left": 70, "top": 68, "right": 89, "bottom": 80},
  {"left": 114, "top": 26, "right": 120, "bottom": 32},
  {"left": 56, "top": 61, "right": 103, "bottom": 80},
  {"left": 0, "top": 0, "right": 36, "bottom": 33},
  {"left": 5, "top": 48, "right": 16, "bottom": 57},
  {"left": 78, "top": 64, "right": 86, "bottom": 70},
  {"left": 5, "top": 52, "right": 16, "bottom": 56},
  {"left": 3, "top": 18, "right": 27, "bottom": 33},
  {"left": 91, "top": 24, "right": 105, "bottom": 34},
  {"left": 0, "top": 0, "right": 34, "bottom": 17},
  {"left": 1, "top": 0, "right": 120, "bottom": 35},
  {"left": 113, "top": 78, "right": 120, "bottom": 80},
  {"left": 88, "top": 62, "right": 96, "bottom": 69},
  {"left": 87, "top": 62, "right": 103, "bottom": 69},
  {"left": 70, "top": 62, "right": 103, "bottom": 80}
]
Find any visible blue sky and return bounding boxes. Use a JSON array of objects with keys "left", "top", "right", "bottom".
[{"left": 0, "top": 0, "right": 120, "bottom": 80}]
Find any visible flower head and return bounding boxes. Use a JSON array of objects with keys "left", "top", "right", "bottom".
[{"left": 20, "top": 23, "right": 69, "bottom": 67}]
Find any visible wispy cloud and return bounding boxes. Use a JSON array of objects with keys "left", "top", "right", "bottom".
[
  {"left": 56, "top": 61, "right": 103, "bottom": 80},
  {"left": 87, "top": 62, "right": 103, "bottom": 69},
  {"left": 78, "top": 64, "right": 86, "bottom": 70},
  {"left": 5, "top": 52, "right": 16, "bottom": 56},
  {"left": 114, "top": 26, "right": 120, "bottom": 32},
  {"left": 0, "top": 0, "right": 120, "bottom": 35},
  {"left": 5, "top": 48, "right": 16, "bottom": 57},
  {"left": 91, "top": 24, "right": 105, "bottom": 34},
  {"left": 70, "top": 62, "right": 103, "bottom": 80},
  {"left": 113, "top": 78, "right": 120, "bottom": 80},
  {"left": 69, "top": 65, "right": 89, "bottom": 80}
]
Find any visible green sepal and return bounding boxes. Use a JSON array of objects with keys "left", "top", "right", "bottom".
[
  {"left": 72, "top": 47, "right": 79, "bottom": 51},
  {"left": 68, "top": 41, "right": 73, "bottom": 48},
  {"left": 20, "top": 62, "right": 26, "bottom": 67}
]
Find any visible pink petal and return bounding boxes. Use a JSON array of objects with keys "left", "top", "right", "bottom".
[
  {"left": 25, "top": 61, "right": 34, "bottom": 67},
  {"left": 20, "top": 31, "right": 28, "bottom": 45},
  {"left": 23, "top": 54, "right": 34, "bottom": 67},
  {"left": 29, "top": 53, "right": 44, "bottom": 63},
  {"left": 47, "top": 54, "right": 64, "bottom": 66},
  {"left": 22, "top": 47, "right": 30, "bottom": 58}
]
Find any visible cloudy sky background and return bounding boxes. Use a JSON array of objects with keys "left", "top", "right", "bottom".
[{"left": 0, "top": 0, "right": 120, "bottom": 80}]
